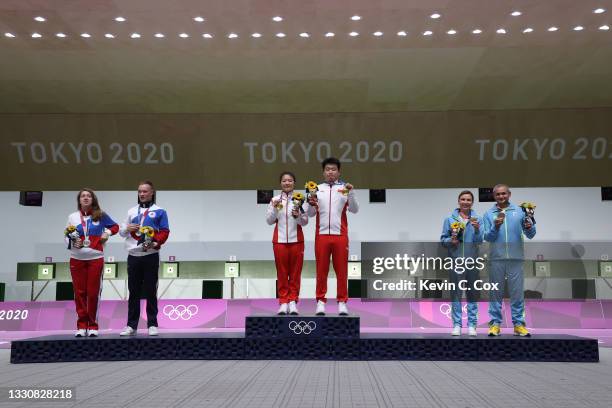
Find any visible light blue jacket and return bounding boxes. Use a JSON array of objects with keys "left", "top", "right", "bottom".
[
  {"left": 483, "top": 202, "right": 536, "bottom": 260},
  {"left": 440, "top": 209, "right": 483, "bottom": 258}
]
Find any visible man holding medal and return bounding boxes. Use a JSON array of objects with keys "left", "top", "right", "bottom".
[
  {"left": 483, "top": 184, "right": 536, "bottom": 337},
  {"left": 307, "top": 157, "right": 359, "bottom": 316},
  {"left": 119, "top": 181, "right": 170, "bottom": 336},
  {"left": 66, "top": 188, "right": 119, "bottom": 337}
]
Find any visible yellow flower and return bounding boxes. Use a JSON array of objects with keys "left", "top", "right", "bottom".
[
  {"left": 140, "top": 226, "right": 155, "bottom": 237},
  {"left": 450, "top": 222, "right": 465, "bottom": 230},
  {"left": 65, "top": 225, "right": 76, "bottom": 234},
  {"left": 305, "top": 181, "right": 318, "bottom": 192},
  {"left": 292, "top": 192, "right": 305, "bottom": 201},
  {"left": 520, "top": 202, "right": 536, "bottom": 210}
]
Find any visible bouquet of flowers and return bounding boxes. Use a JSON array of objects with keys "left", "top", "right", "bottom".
[
  {"left": 292, "top": 192, "right": 305, "bottom": 213},
  {"left": 338, "top": 183, "right": 353, "bottom": 196},
  {"left": 304, "top": 181, "right": 318, "bottom": 199},
  {"left": 138, "top": 226, "right": 155, "bottom": 251},
  {"left": 450, "top": 221, "right": 466, "bottom": 242},
  {"left": 64, "top": 225, "right": 80, "bottom": 249},
  {"left": 520, "top": 202, "right": 536, "bottom": 225}
]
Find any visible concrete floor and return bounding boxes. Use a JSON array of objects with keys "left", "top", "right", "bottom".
[{"left": 1, "top": 349, "right": 611, "bottom": 408}]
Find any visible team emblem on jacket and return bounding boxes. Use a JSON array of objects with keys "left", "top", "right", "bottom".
[{"left": 149, "top": 212, "right": 156, "bottom": 218}]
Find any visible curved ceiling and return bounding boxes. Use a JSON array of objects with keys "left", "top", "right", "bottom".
[{"left": 1, "top": 0, "right": 611, "bottom": 113}]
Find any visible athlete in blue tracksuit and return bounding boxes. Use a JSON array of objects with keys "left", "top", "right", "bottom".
[
  {"left": 482, "top": 184, "right": 536, "bottom": 336},
  {"left": 440, "top": 190, "right": 483, "bottom": 336}
]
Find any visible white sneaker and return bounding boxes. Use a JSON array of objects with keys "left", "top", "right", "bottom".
[
  {"left": 74, "top": 329, "right": 87, "bottom": 337},
  {"left": 338, "top": 302, "right": 349, "bottom": 316},
  {"left": 468, "top": 326, "right": 477, "bottom": 337},
  {"left": 451, "top": 326, "right": 461, "bottom": 336},
  {"left": 315, "top": 300, "right": 326, "bottom": 315},
  {"left": 120, "top": 326, "right": 136, "bottom": 336},
  {"left": 288, "top": 301, "right": 298, "bottom": 315},
  {"left": 88, "top": 330, "right": 99, "bottom": 337},
  {"left": 148, "top": 326, "right": 159, "bottom": 336},
  {"left": 277, "top": 303, "right": 288, "bottom": 315}
]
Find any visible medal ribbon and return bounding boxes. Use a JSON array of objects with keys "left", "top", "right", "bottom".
[
  {"left": 79, "top": 213, "right": 90, "bottom": 243},
  {"left": 138, "top": 207, "right": 150, "bottom": 228}
]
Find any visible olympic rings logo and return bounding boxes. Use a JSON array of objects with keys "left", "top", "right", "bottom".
[
  {"left": 288, "top": 320, "right": 317, "bottom": 335},
  {"left": 439, "top": 303, "right": 468, "bottom": 320},
  {"left": 162, "top": 304, "right": 199, "bottom": 321}
]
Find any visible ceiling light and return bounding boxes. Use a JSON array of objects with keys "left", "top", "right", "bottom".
[
  {"left": 594, "top": 8, "right": 606, "bottom": 14},
  {"left": 115, "top": 17, "right": 126, "bottom": 22},
  {"left": 251, "top": 32, "right": 262, "bottom": 38},
  {"left": 179, "top": 33, "right": 189, "bottom": 38},
  {"left": 34, "top": 16, "right": 46, "bottom": 22},
  {"left": 522, "top": 28, "right": 534, "bottom": 33},
  {"left": 430, "top": 13, "right": 441, "bottom": 19},
  {"left": 548, "top": 27, "right": 558, "bottom": 32},
  {"left": 130, "top": 33, "right": 141, "bottom": 39},
  {"left": 4, "top": 32, "right": 16, "bottom": 38},
  {"left": 351, "top": 15, "right": 362, "bottom": 21},
  {"left": 154, "top": 33, "right": 165, "bottom": 38},
  {"left": 349, "top": 31, "right": 359, "bottom": 37},
  {"left": 56, "top": 32, "right": 66, "bottom": 38},
  {"left": 397, "top": 31, "right": 407, "bottom": 36},
  {"left": 299, "top": 32, "right": 310, "bottom": 38},
  {"left": 373, "top": 31, "right": 383, "bottom": 37},
  {"left": 472, "top": 29, "right": 482, "bottom": 34},
  {"left": 447, "top": 29, "right": 457, "bottom": 35},
  {"left": 573, "top": 26, "right": 584, "bottom": 31},
  {"left": 272, "top": 16, "right": 283, "bottom": 22},
  {"left": 511, "top": 11, "right": 522, "bottom": 17},
  {"left": 325, "top": 32, "right": 335, "bottom": 37},
  {"left": 275, "top": 32, "right": 286, "bottom": 38},
  {"left": 193, "top": 16, "right": 205, "bottom": 22},
  {"left": 80, "top": 33, "right": 91, "bottom": 38},
  {"left": 496, "top": 28, "right": 507, "bottom": 34},
  {"left": 599, "top": 25, "right": 610, "bottom": 30},
  {"left": 228, "top": 33, "right": 238, "bottom": 38},
  {"left": 423, "top": 30, "right": 433, "bottom": 36},
  {"left": 31, "top": 33, "right": 42, "bottom": 38},
  {"left": 105, "top": 33, "right": 115, "bottom": 39},
  {"left": 202, "top": 33, "right": 213, "bottom": 38}
]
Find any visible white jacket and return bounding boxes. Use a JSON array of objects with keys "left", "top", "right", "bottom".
[
  {"left": 119, "top": 204, "right": 170, "bottom": 257},
  {"left": 307, "top": 181, "right": 359, "bottom": 236},
  {"left": 266, "top": 191, "right": 308, "bottom": 243}
]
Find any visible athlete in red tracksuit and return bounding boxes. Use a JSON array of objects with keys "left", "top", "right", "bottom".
[
  {"left": 307, "top": 157, "right": 359, "bottom": 316},
  {"left": 266, "top": 171, "right": 309, "bottom": 315},
  {"left": 65, "top": 188, "right": 119, "bottom": 337}
]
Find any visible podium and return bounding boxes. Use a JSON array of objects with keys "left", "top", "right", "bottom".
[
  {"left": 246, "top": 315, "right": 360, "bottom": 338},
  {"left": 11, "top": 314, "right": 599, "bottom": 363}
]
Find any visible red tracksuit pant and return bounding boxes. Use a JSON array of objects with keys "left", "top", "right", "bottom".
[
  {"left": 69, "top": 257, "right": 104, "bottom": 330},
  {"left": 315, "top": 234, "right": 349, "bottom": 303},
  {"left": 273, "top": 242, "right": 304, "bottom": 304}
]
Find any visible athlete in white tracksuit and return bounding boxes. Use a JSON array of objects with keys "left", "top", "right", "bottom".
[{"left": 266, "top": 171, "right": 308, "bottom": 315}]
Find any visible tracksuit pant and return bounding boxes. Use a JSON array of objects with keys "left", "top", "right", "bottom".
[
  {"left": 273, "top": 242, "right": 304, "bottom": 304},
  {"left": 70, "top": 257, "right": 104, "bottom": 330},
  {"left": 448, "top": 268, "right": 479, "bottom": 328},
  {"left": 488, "top": 259, "right": 525, "bottom": 326},
  {"left": 127, "top": 253, "right": 159, "bottom": 329},
  {"left": 315, "top": 234, "right": 349, "bottom": 303}
]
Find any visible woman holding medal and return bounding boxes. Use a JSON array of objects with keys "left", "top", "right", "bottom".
[
  {"left": 266, "top": 171, "right": 308, "bottom": 315},
  {"left": 65, "top": 188, "right": 119, "bottom": 337},
  {"left": 119, "top": 181, "right": 170, "bottom": 336},
  {"left": 440, "top": 190, "right": 483, "bottom": 336}
]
